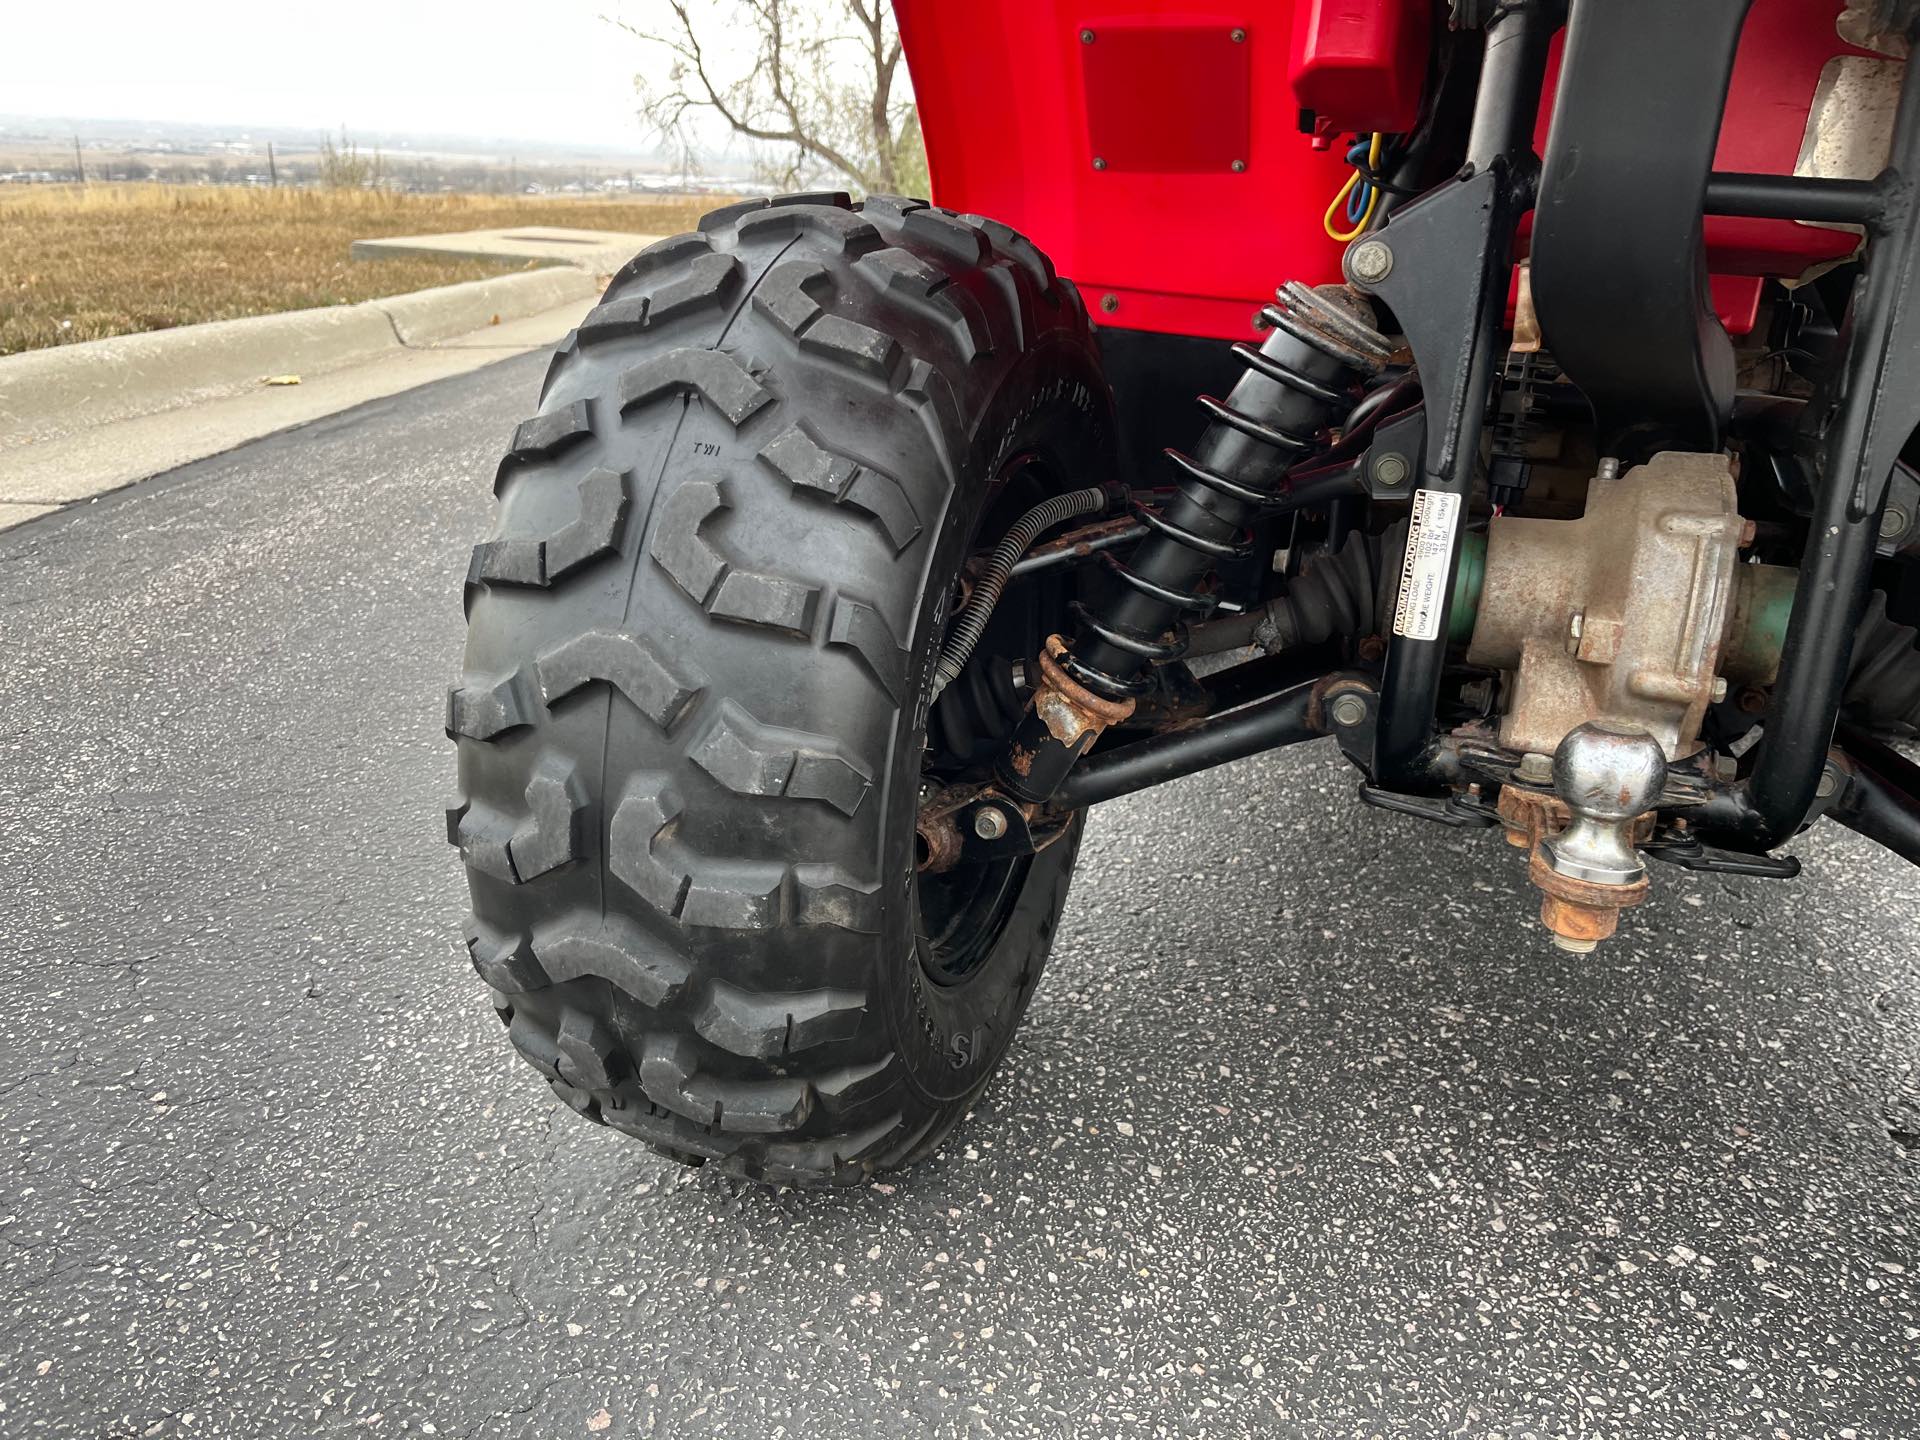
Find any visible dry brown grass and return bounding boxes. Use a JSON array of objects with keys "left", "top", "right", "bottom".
[{"left": 0, "top": 185, "right": 719, "bottom": 355}]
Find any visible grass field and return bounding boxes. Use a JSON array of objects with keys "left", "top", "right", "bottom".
[{"left": 0, "top": 185, "right": 717, "bottom": 355}]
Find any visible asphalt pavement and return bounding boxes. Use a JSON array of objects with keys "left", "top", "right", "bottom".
[{"left": 1, "top": 351, "right": 1916, "bottom": 1439}]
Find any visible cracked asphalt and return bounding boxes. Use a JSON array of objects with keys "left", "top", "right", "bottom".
[{"left": 2, "top": 352, "right": 1918, "bottom": 1439}]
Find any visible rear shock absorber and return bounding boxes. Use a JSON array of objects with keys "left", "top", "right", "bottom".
[{"left": 999, "top": 281, "right": 1392, "bottom": 802}]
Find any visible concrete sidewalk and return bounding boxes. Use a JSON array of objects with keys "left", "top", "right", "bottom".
[
  {"left": 352, "top": 224, "right": 663, "bottom": 275},
  {"left": 0, "top": 267, "right": 602, "bottom": 530}
]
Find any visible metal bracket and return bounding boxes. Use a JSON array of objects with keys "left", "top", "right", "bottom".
[
  {"left": 1345, "top": 0, "right": 1558, "bottom": 792},
  {"left": 1642, "top": 835, "right": 1801, "bottom": 879},
  {"left": 1529, "top": 0, "right": 1753, "bottom": 461},
  {"left": 1362, "top": 409, "right": 1426, "bottom": 501},
  {"left": 1358, "top": 784, "right": 1502, "bottom": 828}
]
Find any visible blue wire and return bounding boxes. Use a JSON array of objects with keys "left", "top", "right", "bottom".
[{"left": 1344, "top": 135, "right": 1374, "bottom": 225}]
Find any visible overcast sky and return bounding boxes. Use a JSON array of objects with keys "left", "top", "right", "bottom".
[{"left": 1, "top": 1, "right": 687, "bottom": 149}]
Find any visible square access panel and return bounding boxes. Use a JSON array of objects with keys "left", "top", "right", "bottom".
[{"left": 1081, "top": 22, "right": 1253, "bottom": 174}]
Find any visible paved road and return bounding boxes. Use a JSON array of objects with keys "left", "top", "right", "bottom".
[{"left": 2, "top": 353, "right": 1917, "bottom": 1439}]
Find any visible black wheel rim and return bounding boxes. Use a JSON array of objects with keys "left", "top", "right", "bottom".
[{"left": 914, "top": 454, "right": 1063, "bottom": 988}]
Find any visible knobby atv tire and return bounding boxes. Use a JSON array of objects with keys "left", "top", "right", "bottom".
[{"left": 448, "top": 193, "right": 1114, "bottom": 1186}]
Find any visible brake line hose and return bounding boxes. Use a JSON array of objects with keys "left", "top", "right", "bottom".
[{"left": 930, "top": 486, "right": 1109, "bottom": 701}]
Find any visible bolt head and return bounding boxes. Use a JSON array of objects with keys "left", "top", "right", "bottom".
[
  {"left": 1099, "top": 293, "right": 1119, "bottom": 313},
  {"left": 1514, "top": 751, "right": 1554, "bottom": 785},
  {"left": 973, "top": 806, "right": 1009, "bottom": 840},
  {"left": 1229, "top": 26, "right": 1246, "bottom": 41},
  {"left": 1347, "top": 239, "right": 1393, "bottom": 285},
  {"left": 1710, "top": 676, "right": 1729, "bottom": 703},
  {"left": 1882, "top": 506, "right": 1910, "bottom": 539},
  {"left": 1371, "top": 452, "right": 1409, "bottom": 487},
  {"left": 1080, "top": 27, "right": 1096, "bottom": 42},
  {"left": 1817, "top": 768, "right": 1840, "bottom": 799},
  {"left": 1330, "top": 693, "right": 1368, "bottom": 728},
  {"left": 1230, "top": 159, "right": 1247, "bottom": 173},
  {"left": 1092, "top": 157, "right": 1107, "bottom": 171}
]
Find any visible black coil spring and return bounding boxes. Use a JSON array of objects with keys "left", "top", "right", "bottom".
[{"left": 1066, "top": 282, "right": 1391, "bottom": 695}]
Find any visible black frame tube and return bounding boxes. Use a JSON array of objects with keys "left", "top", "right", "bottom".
[
  {"left": 1704, "top": 172, "right": 1886, "bottom": 225},
  {"left": 1739, "top": 61, "right": 1920, "bottom": 845},
  {"left": 1054, "top": 680, "right": 1326, "bottom": 809},
  {"left": 1830, "top": 730, "right": 1920, "bottom": 868}
]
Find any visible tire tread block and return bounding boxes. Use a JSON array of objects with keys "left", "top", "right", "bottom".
[
  {"left": 650, "top": 477, "right": 821, "bottom": 636},
  {"left": 689, "top": 697, "right": 872, "bottom": 817},
  {"left": 608, "top": 775, "right": 879, "bottom": 932},
  {"left": 494, "top": 400, "right": 593, "bottom": 493},
  {"left": 756, "top": 421, "right": 922, "bottom": 554},
  {"left": 616, "top": 348, "right": 772, "bottom": 428},
  {"left": 694, "top": 978, "right": 870, "bottom": 1059},
  {"left": 446, "top": 754, "right": 584, "bottom": 884},
  {"left": 536, "top": 629, "right": 703, "bottom": 731},
  {"left": 471, "top": 466, "right": 630, "bottom": 588}
]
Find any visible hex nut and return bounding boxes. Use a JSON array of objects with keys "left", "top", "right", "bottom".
[
  {"left": 1515, "top": 751, "right": 1554, "bottom": 785},
  {"left": 1329, "top": 694, "right": 1368, "bottom": 729},
  {"left": 973, "top": 806, "right": 1010, "bottom": 840},
  {"left": 1347, "top": 240, "right": 1393, "bottom": 284}
]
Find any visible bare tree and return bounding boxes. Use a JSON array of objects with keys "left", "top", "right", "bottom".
[{"left": 612, "top": 0, "right": 927, "bottom": 196}]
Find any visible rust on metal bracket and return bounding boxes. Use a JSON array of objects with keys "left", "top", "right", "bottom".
[{"left": 1032, "top": 635, "right": 1135, "bottom": 748}]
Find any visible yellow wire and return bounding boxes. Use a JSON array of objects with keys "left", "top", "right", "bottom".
[{"left": 1324, "top": 132, "right": 1385, "bottom": 243}]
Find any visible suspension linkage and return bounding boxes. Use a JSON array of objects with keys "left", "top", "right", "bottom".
[{"left": 918, "top": 670, "right": 1368, "bottom": 871}]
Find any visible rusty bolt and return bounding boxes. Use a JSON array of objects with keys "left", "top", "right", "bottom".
[
  {"left": 1100, "top": 293, "right": 1119, "bottom": 313},
  {"left": 973, "top": 806, "right": 1009, "bottom": 840},
  {"left": 1347, "top": 239, "right": 1393, "bottom": 285},
  {"left": 1357, "top": 634, "right": 1387, "bottom": 662},
  {"left": 1515, "top": 751, "right": 1554, "bottom": 785},
  {"left": 1230, "top": 26, "right": 1246, "bottom": 41}
]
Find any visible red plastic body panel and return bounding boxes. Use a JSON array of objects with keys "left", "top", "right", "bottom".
[
  {"left": 1082, "top": 24, "right": 1252, "bottom": 172},
  {"left": 897, "top": 2, "right": 1355, "bottom": 339},
  {"left": 896, "top": 0, "right": 1882, "bottom": 342},
  {"left": 1288, "top": 0, "right": 1430, "bottom": 139}
]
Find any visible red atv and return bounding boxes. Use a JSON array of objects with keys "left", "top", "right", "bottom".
[{"left": 449, "top": 0, "right": 1920, "bottom": 1186}]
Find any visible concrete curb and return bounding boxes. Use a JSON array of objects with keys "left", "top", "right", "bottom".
[
  {"left": 377, "top": 266, "right": 599, "bottom": 346},
  {"left": 0, "top": 267, "right": 601, "bottom": 448}
]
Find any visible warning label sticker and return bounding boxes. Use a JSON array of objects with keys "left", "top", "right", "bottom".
[{"left": 1392, "top": 489, "right": 1462, "bottom": 642}]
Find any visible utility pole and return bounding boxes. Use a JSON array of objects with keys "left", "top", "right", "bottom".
[
  {"left": 267, "top": 141, "right": 277, "bottom": 187},
  {"left": 72, "top": 135, "right": 84, "bottom": 184}
]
